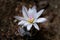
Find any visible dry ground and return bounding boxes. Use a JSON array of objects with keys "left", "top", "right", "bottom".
[{"left": 0, "top": 0, "right": 60, "bottom": 40}]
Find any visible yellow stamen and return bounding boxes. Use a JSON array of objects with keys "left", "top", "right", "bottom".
[{"left": 28, "top": 18, "right": 34, "bottom": 23}]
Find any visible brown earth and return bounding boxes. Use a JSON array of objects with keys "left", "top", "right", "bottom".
[{"left": 0, "top": 0, "right": 59, "bottom": 40}]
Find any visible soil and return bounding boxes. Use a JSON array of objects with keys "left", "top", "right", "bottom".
[{"left": 0, "top": 0, "right": 59, "bottom": 40}]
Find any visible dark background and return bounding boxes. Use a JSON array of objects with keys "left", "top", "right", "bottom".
[{"left": 0, "top": 0, "right": 59, "bottom": 40}]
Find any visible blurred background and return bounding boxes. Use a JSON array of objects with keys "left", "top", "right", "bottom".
[{"left": 0, "top": 0, "right": 59, "bottom": 40}]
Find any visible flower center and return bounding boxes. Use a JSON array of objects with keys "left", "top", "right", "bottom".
[{"left": 28, "top": 16, "right": 34, "bottom": 23}]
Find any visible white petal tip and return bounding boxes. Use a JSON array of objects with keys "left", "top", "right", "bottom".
[
  {"left": 27, "top": 28, "right": 31, "bottom": 31},
  {"left": 36, "top": 18, "right": 47, "bottom": 23},
  {"left": 18, "top": 21, "right": 25, "bottom": 25},
  {"left": 33, "top": 23, "right": 40, "bottom": 31},
  {"left": 37, "top": 28, "right": 40, "bottom": 30},
  {"left": 36, "top": 27, "right": 40, "bottom": 30},
  {"left": 18, "top": 23, "right": 20, "bottom": 25},
  {"left": 40, "top": 9, "right": 45, "bottom": 13},
  {"left": 27, "top": 27, "right": 31, "bottom": 31},
  {"left": 27, "top": 24, "right": 32, "bottom": 31}
]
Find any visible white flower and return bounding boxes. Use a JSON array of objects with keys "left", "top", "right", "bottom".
[{"left": 14, "top": 6, "right": 47, "bottom": 31}]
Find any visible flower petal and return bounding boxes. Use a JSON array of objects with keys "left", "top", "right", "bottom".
[
  {"left": 22, "top": 6, "right": 28, "bottom": 19},
  {"left": 32, "top": 6, "right": 37, "bottom": 18},
  {"left": 36, "top": 18, "right": 47, "bottom": 23},
  {"left": 36, "top": 9, "right": 44, "bottom": 18},
  {"left": 18, "top": 27, "right": 25, "bottom": 36},
  {"left": 27, "top": 24, "right": 32, "bottom": 31},
  {"left": 23, "top": 22, "right": 30, "bottom": 26},
  {"left": 28, "top": 8, "right": 33, "bottom": 16},
  {"left": 27, "top": 6, "right": 37, "bottom": 18},
  {"left": 33, "top": 23, "right": 40, "bottom": 30},
  {"left": 18, "top": 20, "right": 26, "bottom": 25},
  {"left": 32, "top": 6, "right": 37, "bottom": 14},
  {"left": 14, "top": 16, "right": 25, "bottom": 20}
]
